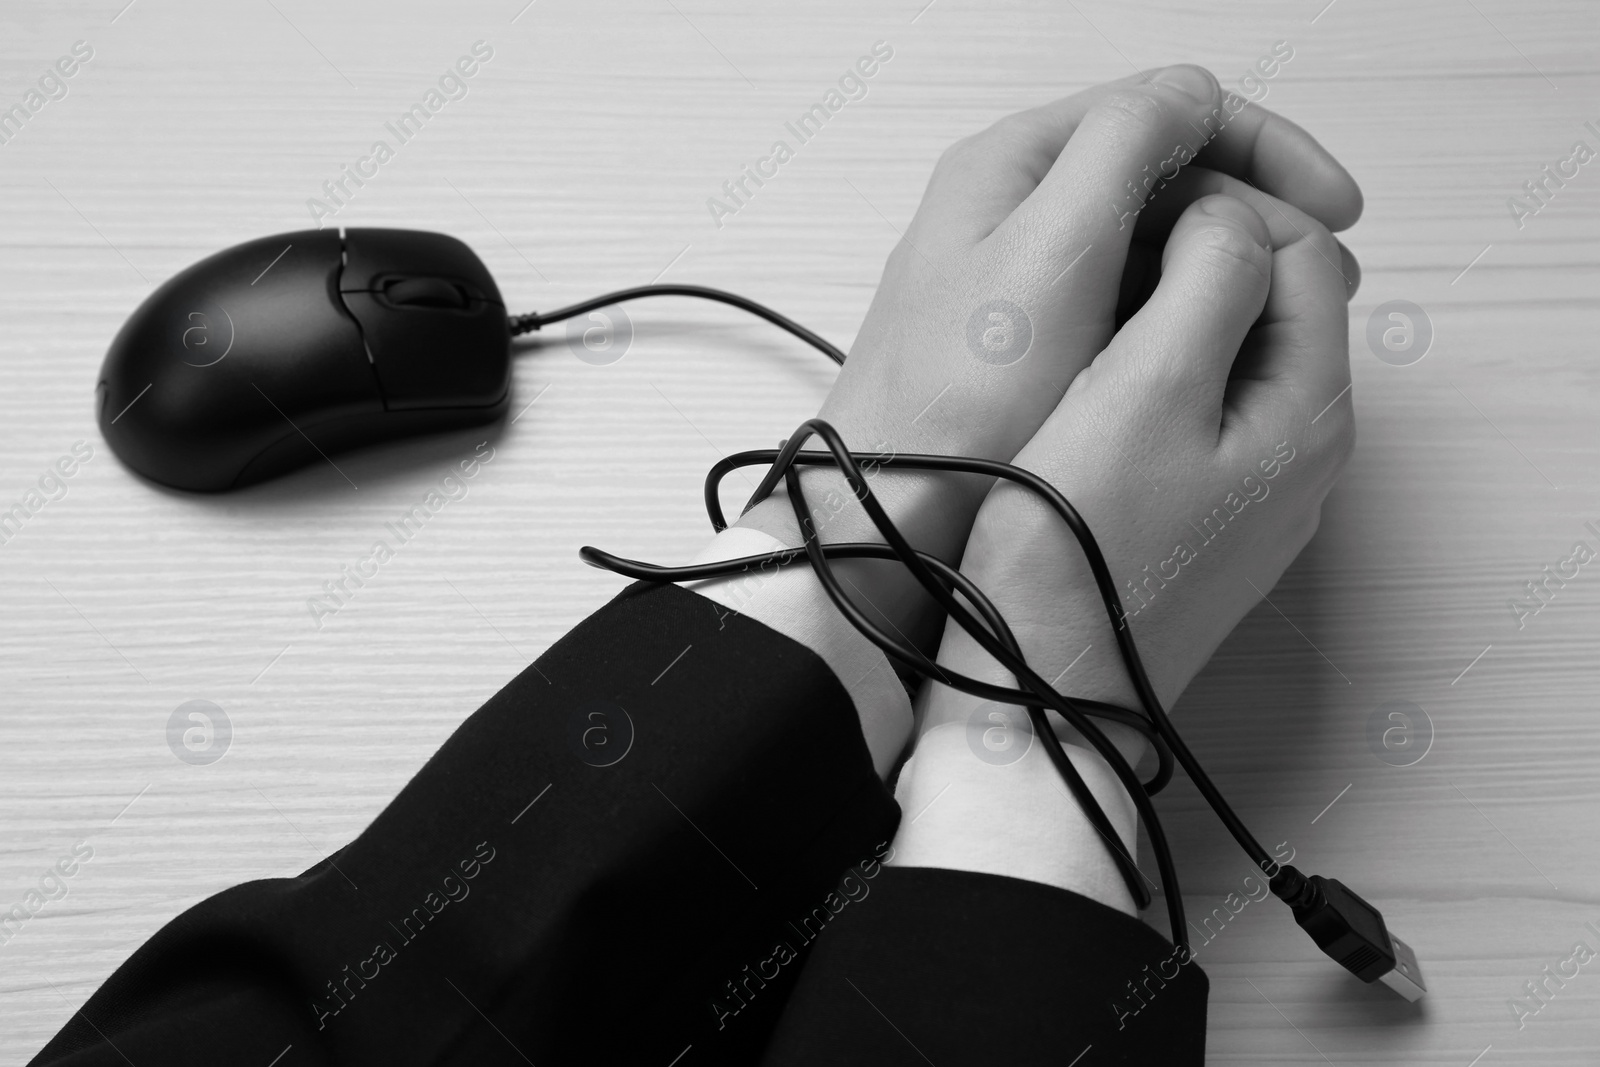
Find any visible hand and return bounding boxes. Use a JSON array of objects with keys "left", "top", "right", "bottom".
[
  {"left": 891, "top": 185, "right": 1358, "bottom": 910},
  {"left": 733, "top": 65, "right": 1362, "bottom": 654}
]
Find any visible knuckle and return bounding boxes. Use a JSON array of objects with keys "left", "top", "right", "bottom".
[
  {"left": 1294, "top": 506, "right": 1323, "bottom": 551},
  {"left": 1188, "top": 223, "right": 1271, "bottom": 279},
  {"left": 1063, "top": 364, "right": 1098, "bottom": 402},
  {"left": 1092, "top": 89, "right": 1166, "bottom": 133},
  {"left": 986, "top": 111, "right": 1035, "bottom": 141},
  {"left": 950, "top": 112, "right": 1038, "bottom": 167},
  {"left": 936, "top": 132, "right": 977, "bottom": 166},
  {"left": 1296, "top": 399, "right": 1355, "bottom": 480},
  {"left": 932, "top": 136, "right": 976, "bottom": 176},
  {"left": 1326, "top": 405, "right": 1357, "bottom": 465},
  {"left": 1299, "top": 218, "right": 1342, "bottom": 268}
]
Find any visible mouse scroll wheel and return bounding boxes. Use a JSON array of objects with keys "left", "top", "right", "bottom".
[{"left": 382, "top": 277, "right": 471, "bottom": 310}]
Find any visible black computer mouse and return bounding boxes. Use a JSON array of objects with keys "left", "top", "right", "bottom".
[{"left": 96, "top": 228, "right": 512, "bottom": 491}]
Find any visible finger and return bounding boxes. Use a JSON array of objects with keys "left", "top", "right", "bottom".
[
  {"left": 1119, "top": 171, "right": 1356, "bottom": 454},
  {"left": 1339, "top": 240, "right": 1361, "bottom": 300},
  {"left": 1113, "top": 207, "right": 1363, "bottom": 326},
  {"left": 1190, "top": 98, "right": 1363, "bottom": 232},
  {"left": 1139, "top": 174, "right": 1350, "bottom": 407},
  {"left": 1220, "top": 206, "right": 1352, "bottom": 453},
  {"left": 907, "top": 72, "right": 1151, "bottom": 254},
  {"left": 1095, "top": 194, "right": 1273, "bottom": 417},
  {"left": 988, "top": 64, "right": 1230, "bottom": 296},
  {"left": 1229, "top": 205, "right": 1348, "bottom": 394},
  {"left": 913, "top": 66, "right": 1361, "bottom": 255},
  {"left": 1129, "top": 166, "right": 1359, "bottom": 299}
]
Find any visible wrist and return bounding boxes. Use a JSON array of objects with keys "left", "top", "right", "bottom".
[
  {"left": 685, "top": 526, "right": 914, "bottom": 777},
  {"left": 732, "top": 463, "right": 990, "bottom": 654},
  {"left": 950, "top": 489, "right": 1186, "bottom": 722},
  {"left": 732, "top": 461, "right": 986, "bottom": 556},
  {"left": 919, "top": 644, "right": 1154, "bottom": 773},
  {"left": 890, "top": 709, "right": 1142, "bottom": 913}
]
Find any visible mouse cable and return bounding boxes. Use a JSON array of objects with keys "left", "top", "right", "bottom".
[
  {"left": 587, "top": 536, "right": 1170, "bottom": 917},
  {"left": 508, "top": 284, "right": 848, "bottom": 365},
  {"left": 595, "top": 426, "right": 1190, "bottom": 942},
  {"left": 582, "top": 418, "right": 1426, "bottom": 999}
]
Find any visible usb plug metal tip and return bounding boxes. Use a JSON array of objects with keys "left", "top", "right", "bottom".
[{"left": 1376, "top": 933, "right": 1427, "bottom": 1002}]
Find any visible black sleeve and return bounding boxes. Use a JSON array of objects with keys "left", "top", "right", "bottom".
[
  {"left": 757, "top": 864, "right": 1209, "bottom": 1066},
  {"left": 31, "top": 581, "right": 901, "bottom": 1067},
  {"left": 34, "top": 579, "right": 1209, "bottom": 1067}
]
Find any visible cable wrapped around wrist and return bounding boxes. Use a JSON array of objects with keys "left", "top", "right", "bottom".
[{"left": 583, "top": 418, "right": 1295, "bottom": 952}]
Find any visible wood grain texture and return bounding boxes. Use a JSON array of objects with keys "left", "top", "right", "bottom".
[{"left": 2, "top": 0, "right": 1598, "bottom": 1061}]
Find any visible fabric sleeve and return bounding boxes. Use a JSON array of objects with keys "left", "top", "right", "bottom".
[
  {"left": 758, "top": 865, "right": 1209, "bottom": 1066},
  {"left": 31, "top": 581, "right": 901, "bottom": 1067},
  {"left": 686, "top": 525, "right": 914, "bottom": 778}
]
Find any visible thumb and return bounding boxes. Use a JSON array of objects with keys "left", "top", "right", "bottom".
[{"left": 1094, "top": 194, "right": 1272, "bottom": 429}]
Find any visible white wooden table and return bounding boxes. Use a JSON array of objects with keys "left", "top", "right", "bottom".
[{"left": 3, "top": 0, "right": 1598, "bottom": 1061}]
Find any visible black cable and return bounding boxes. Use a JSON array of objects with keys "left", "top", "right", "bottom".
[
  {"left": 772, "top": 426, "right": 1278, "bottom": 874},
  {"left": 588, "top": 421, "right": 1192, "bottom": 941},
  {"left": 583, "top": 535, "right": 1159, "bottom": 914},
  {"left": 700, "top": 448, "right": 1193, "bottom": 796},
  {"left": 566, "top": 287, "right": 1423, "bottom": 995},
  {"left": 582, "top": 543, "right": 1171, "bottom": 825},
  {"left": 581, "top": 542, "right": 1165, "bottom": 751},
  {"left": 775, "top": 459, "right": 1169, "bottom": 923},
  {"left": 508, "top": 284, "right": 848, "bottom": 365}
]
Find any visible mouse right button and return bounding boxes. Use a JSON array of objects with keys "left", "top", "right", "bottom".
[
  {"left": 341, "top": 229, "right": 503, "bottom": 305},
  {"left": 341, "top": 290, "right": 510, "bottom": 410}
]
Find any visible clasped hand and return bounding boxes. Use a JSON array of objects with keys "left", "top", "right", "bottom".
[{"left": 734, "top": 63, "right": 1362, "bottom": 911}]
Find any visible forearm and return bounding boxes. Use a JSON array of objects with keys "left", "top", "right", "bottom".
[
  {"left": 32, "top": 583, "right": 901, "bottom": 1067},
  {"left": 889, "top": 638, "right": 1154, "bottom": 914}
]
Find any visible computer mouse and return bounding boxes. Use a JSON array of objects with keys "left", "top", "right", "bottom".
[{"left": 96, "top": 227, "right": 512, "bottom": 491}]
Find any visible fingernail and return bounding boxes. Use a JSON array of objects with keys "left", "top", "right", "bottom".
[
  {"left": 1199, "top": 196, "right": 1270, "bottom": 249},
  {"left": 1342, "top": 242, "right": 1361, "bottom": 300},
  {"left": 1154, "top": 65, "right": 1215, "bottom": 103}
]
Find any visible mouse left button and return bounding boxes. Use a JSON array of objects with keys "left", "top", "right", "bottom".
[{"left": 96, "top": 229, "right": 384, "bottom": 491}]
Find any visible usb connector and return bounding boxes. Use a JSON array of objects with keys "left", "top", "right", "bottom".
[
  {"left": 1271, "top": 866, "right": 1427, "bottom": 1002},
  {"left": 1376, "top": 932, "right": 1426, "bottom": 1001}
]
